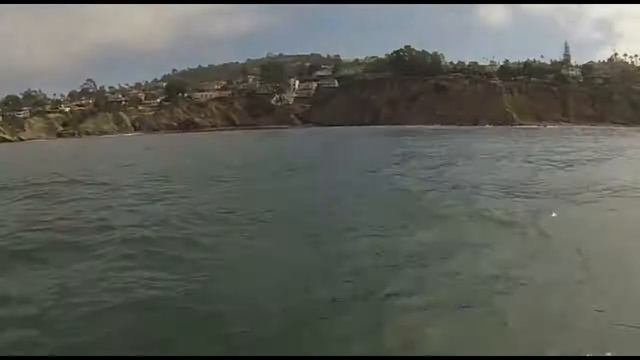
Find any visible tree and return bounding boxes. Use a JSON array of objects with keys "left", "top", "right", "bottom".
[
  {"left": 307, "top": 63, "right": 321, "bottom": 77},
  {"left": 1, "top": 94, "right": 23, "bottom": 111},
  {"left": 67, "top": 90, "right": 80, "bottom": 102},
  {"left": 385, "top": 45, "right": 445, "bottom": 76},
  {"left": 81, "top": 78, "right": 98, "bottom": 92},
  {"left": 260, "top": 61, "right": 286, "bottom": 84},
  {"left": 241, "top": 64, "right": 249, "bottom": 79},
  {"left": 79, "top": 78, "right": 99, "bottom": 99},
  {"left": 497, "top": 63, "right": 516, "bottom": 80},
  {"left": 164, "top": 78, "right": 189, "bottom": 101},
  {"left": 128, "top": 95, "right": 142, "bottom": 107},
  {"left": 20, "top": 89, "right": 48, "bottom": 108},
  {"left": 93, "top": 88, "right": 108, "bottom": 111},
  {"left": 333, "top": 57, "right": 344, "bottom": 76}
]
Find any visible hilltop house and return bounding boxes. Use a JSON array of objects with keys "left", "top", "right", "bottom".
[
  {"left": 70, "top": 98, "right": 94, "bottom": 111},
  {"left": 288, "top": 78, "right": 300, "bottom": 93},
  {"left": 106, "top": 94, "right": 127, "bottom": 105},
  {"left": 485, "top": 61, "right": 499, "bottom": 73},
  {"left": 335, "top": 65, "right": 364, "bottom": 77},
  {"left": 295, "top": 81, "right": 318, "bottom": 98},
  {"left": 45, "top": 104, "right": 71, "bottom": 114},
  {"left": 196, "top": 81, "right": 228, "bottom": 92},
  {"left": 190, "top": 90, "right": 233, "bottom": 102},
  {"left": 128, "top": 90, "right": 145, "bottom": 101},
  {"left": 561, "top": 65, "right": 583, "bottom": 81},
  {"left": 312, "top": 65, "right": 334, "bottom": 79},
  {"left": 318, "top": 78, "right": 339, "bottom": 88},
  {"left": 5, "top": 107, "right": 31, "bottom": 118}
]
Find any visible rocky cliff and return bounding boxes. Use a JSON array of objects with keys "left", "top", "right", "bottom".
[
  {"left": 3, "top": 77, "right": 640, "bottom": 143},
  {"left": 0, "top": 96, "right": 305, "bottom": 143},
  {"left": 307, "top": 76, "right": 640, "bottom": 126}
]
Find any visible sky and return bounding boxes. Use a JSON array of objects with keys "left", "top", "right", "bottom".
[{"left": 1, "top": 4, "right": 638, "bottom": 97}]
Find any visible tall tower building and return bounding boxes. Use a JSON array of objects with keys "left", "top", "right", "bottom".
[{"left": 563, "top": 41, "right": 571, "bottom": 64}]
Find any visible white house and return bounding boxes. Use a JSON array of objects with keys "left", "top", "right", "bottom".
[
  {"left": 561, "top": 65, "right": 582, "bottom": 80},
  {"left": 318, "top": 78, "right": 339, "bottom": 88},
  {"left": 313, "top": 66, "right": 333, "bottom": 78},
  {"left": 6, "top": 108, "right": 31, "bottom": 118},
  {"left": 288, "top": 78, "right": 300, "bottom": 93},
  {"left": 295, "top": 81, "right": 318, "bottom": 98},
  {"left": 191, "top": 90, "right": 233, "bottom": 102}
]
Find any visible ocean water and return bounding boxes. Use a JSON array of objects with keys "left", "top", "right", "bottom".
[{"left": 2, "top": 126, "right": 640, "bottom": 355}]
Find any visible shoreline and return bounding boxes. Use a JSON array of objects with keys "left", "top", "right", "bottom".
[{"left": 2, "top": 123, "right": 640, "bottom": 146}]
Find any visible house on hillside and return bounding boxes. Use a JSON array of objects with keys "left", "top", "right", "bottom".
[
  {"left": 5, "top": 107, "right": 31, "bottom": 118},
  {"left": 561, "top": 65, "right": 582, "bottom": 81},
  {"left": 106, "top": 94, "right": 127, "bottom": 105},
  {"left": 197, "top": 81, "right": 228, "bottom": 91},
  {"left": 312, "top": 65, "right": 334, "bottom": 79},
  {"left": 128, "top": 90, "right": 145, "bottom": 101},
  {"left": 288, "top": 78, "right": 300, "bottom": 93},
  {"left": 295, "top": 81, "right": 318, "bottom": 98},
  {"left": 486, "top": 61, "right": 499, "bottom": 73},
  {"left": 335, "top": 64, "right": 364, "bottom": 77},
  {"left": 70, "top": 98, "right": 94, "bottom": 111},
  {"left": 45, "top": 104, "right": 71, "bottom": 114},
  {"left": 318, "top": 78, "right": 339, "bottom": 88},
  {"left": 190, "top": 90, "right": 233, "bottom": 102}
]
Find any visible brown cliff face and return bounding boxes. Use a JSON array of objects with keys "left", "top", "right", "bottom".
[
  {"left": 308, "top": 77, "right": 640, "bottom": 126},
  {"left": 0, "top": 96, "right": 305, "bottom": 142},
  {"left": 4, "top": 77, "right": 640, "bottom": 144},
  {"left": 310, "top": 77, "right": 513, "bottom": 126},
  {"left": 130, "top": 96, "right": 303, "bottom": 132}
]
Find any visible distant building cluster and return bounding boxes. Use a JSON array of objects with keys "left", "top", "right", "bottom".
[{"left": 3, "top": 41, "right": 636, "bottom": 121}]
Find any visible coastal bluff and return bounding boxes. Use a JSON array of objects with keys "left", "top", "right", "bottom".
[{"left": 2, "top": 76, "right": 640, "bottom": 142}]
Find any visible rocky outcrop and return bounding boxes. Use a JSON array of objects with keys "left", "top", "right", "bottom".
[
  {"left": 19, "top": 115, "right": 65, "bottom": 140},
  {"left": 78, "top": 112, "right": 134, "bottom": 136}
]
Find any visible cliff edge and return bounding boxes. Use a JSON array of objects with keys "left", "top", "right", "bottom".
[{"left": 3, "top": 76, "right": 640, "bottom": 143}]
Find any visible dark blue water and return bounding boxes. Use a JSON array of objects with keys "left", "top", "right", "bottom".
[{"left": 2, "top": 126, "right": 640, "bottom": 355}]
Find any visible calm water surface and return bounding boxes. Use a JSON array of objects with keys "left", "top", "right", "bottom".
[{"left": 2, "top": 126, "right": 640, "bottom": 355}]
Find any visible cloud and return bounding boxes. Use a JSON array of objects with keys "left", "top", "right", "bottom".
[
  {"left": 475, "top": 5, "right": 512, "bottom": 28},
  {"left": 476, "top": 4, "right": 640, "bottom": 61},
  {"left": 0, "top": 5, "right": 277, "bottom": 94}
]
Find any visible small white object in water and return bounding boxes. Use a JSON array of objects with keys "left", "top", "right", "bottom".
[
  {"left": 605, "top": 353, "right": 612, "bottom": 356},
  {"left": 551, "top": 212, "right": 558, "bottom": 217}
]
